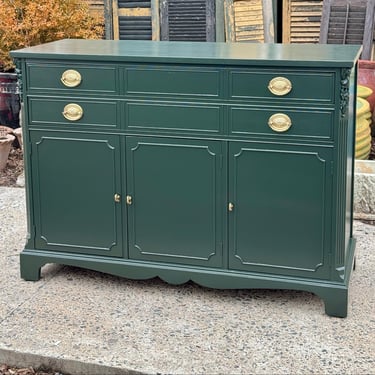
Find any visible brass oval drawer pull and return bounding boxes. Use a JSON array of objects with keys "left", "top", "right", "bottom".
[
  {"left": 268, "top": 77, "right": 292, "bottom": 96},
  {"left": 61, "top": 69, "right": 82, "bottom": 88},
  {"left": 268, "top": 113, "right": 292, "bottom": 133},
  {"left": 62, "top": 103, "right": 83, "bottom": 121}
]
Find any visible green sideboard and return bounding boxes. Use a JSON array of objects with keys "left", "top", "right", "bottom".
[{"left": 11, "top": 40, "right": 361, "bottom": 317}]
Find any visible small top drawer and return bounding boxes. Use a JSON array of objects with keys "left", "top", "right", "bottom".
[
  {"left": 26, "top": 63, "right": 119, "bottom": 94},
  {"left": 125, "top": 66, "right": 221, "bottom": 98},
  {"left": 228, "top": 69, "right": 335, "bottom": 103}
]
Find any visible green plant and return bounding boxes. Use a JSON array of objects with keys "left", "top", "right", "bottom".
[{"left": 0, "top": 0, "right": 104, "bottom": 71}]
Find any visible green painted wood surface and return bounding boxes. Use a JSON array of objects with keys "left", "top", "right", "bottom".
[
  {"left": 228, "top": 69, "right": 335, "bottom": 102},
  {"left": 126, "top": 136, "right": 224, "bottom": 267},
  {"left": 125, "top": 65, "right": 221, "bottom": 96},
  {"left": 126, "top": 101, "right": 223, "bottom": 134},
  {"left": 228, "top": 141, "right": 333, "bottom": 279},
  {"left": 229, "top": 106, "right": 334, "bottom": 140},
  {"left": 30, "top": 131, "right": 123, "bottom": 257},
  {"left": 28, "top": 98, "right": 119, "bottom": 129},
  {"left": 26, "top": 63, "right": 119, "bottom": 93},
  {"left": 11, "top": 39, "right": 362, "bottom": 67}
]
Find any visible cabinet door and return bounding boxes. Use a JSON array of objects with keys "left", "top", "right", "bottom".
[
  {"left": 228, "top": 142, "right": 333, "bottom": 279},
  {"left": 30, "top": 131, "right": 123, "bottom": 257},
  {"left": 126, "top": 137, "right": 224, "bottom": 267}
]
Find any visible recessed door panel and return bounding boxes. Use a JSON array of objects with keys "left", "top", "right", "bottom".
[
  {"left": 126, "top": 137, "right": 224, "bottom": 267},
  {"left": 229, "top": 142, "right": 332, "bottom": 278},
  {"left": 31, "top": 131, "right": 123, "bottom": 256}
]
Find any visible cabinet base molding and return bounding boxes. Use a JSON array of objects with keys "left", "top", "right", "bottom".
[{"left": 20, "top": 238, "right": 356, "bottom": 318}]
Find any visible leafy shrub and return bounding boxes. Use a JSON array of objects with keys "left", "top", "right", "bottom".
[{"left": 0, "top": 0, "right": 104, "bottom": 71}]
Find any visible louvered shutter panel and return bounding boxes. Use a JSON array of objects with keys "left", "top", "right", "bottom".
[
  {"left": 160, "top": 0, "right": 215, "bottom": 41},
  {"left": 113, "top": 0, "right": 160, "bottom": 40},
  {"left": 282, "top": 0, "right": 323, "bottom": 43},
  {"left": 319, "top": 0, "right": 375, "bottom": 59},
  {"left": 224, "top": 0, "right": 275, "bottom": 42}
]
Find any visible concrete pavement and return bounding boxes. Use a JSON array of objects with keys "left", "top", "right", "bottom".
[{"left": 0, "top": 187, "right": 374, "bottom": 374}]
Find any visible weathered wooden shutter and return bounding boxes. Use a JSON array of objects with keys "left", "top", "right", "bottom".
[
  {"left": 319, "top": 0, "right": 375, "bottom": 60},
  {"left": 282, "top": 0, "right": 323, "bottom": 43},
  {"left": 83, "top": 0, "right": 105, "bottom": 18},
  {"left": 224, "top": 0, "right": 275, "bottom": 42},
  {"left": 160, "top": 0, "right": 215, "bottom": 41},
  {"left": 112, "top": 0, "right": 160, "bottom": 40}
]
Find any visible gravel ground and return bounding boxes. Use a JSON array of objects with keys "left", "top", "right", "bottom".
[
  {"left": 0, "top": 144, "right": 23, "bottom": 188},
  {"left": 0, "top": 364, "right": 64, "bottom": 375}
]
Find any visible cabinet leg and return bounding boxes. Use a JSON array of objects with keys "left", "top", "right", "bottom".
[
  {"left": 353, "top": 257, "right": 356, "bottom": 271},
  {"left": 321, "top": 288, "right": 348, "bottom": 318},
  {"left": 20, "top": 252, "right": 42, "bottom": 281}
]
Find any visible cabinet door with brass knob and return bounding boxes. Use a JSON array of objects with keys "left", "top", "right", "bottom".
[
  {"left": 228, "top": 141, "right": 333, "bottom": 279},
  {"left": 30, "top": 131, "right": 124, "bottom": 257}
]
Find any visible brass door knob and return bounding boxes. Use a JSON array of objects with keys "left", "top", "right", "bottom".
[
  {"left": 114, "top": 194, "right": 121, "bottom": 203},
  {"left": 268, "top": 77, "right": 292, "bottom": 96},
  {"left": 61, "top": 69, "right": 82, "bottom": 88},
  {"left": 62, "top": 103, "right": 83, "bottom": 121},
  {"left": 126, "top": 195, "right": 133, "bottom": 205},
  {"left": 268, "top": 113, "right": 292, "bottom": 133}
]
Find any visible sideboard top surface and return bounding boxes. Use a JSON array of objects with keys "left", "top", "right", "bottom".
[{"left": 11, "top": 39, "right": 362, "bottom": 68}]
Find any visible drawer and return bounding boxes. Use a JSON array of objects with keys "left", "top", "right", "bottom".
[
  {"left": 125, "top": 66, "right": 221, "bottom": 98},
  {"left": 28, "top": 97, "right": 120, "bottom": 129},
  {"left": 228, "top": 70, "right": 335, "bottom": 103},
  {"left": 229, "top": 106, "right": 333, "bottom": 140},
  {"left": 126, "top": 101, "right": 223, "bottom": 134},
  {"left": 26, "top": 63, "right": 119, "bottom": 94}
]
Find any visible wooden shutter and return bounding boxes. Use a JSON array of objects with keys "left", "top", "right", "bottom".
[
  {"left": 112, "top": 0, "right": 160, "bottom": 40},
  {"left": 319, "top": 0, "right": 375, "bottom": 60},
  {"left": 224, "top": 0, "right": 275, "bottom": 42},
  {"left": 82, "top": 0, "right": 105, "bottom": 18},
  {"left": 282, "top": 0, "right": 323, "bottom": 43},
  {"left": 160, "top": 0, "right": 215, "bottom": 41}
]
